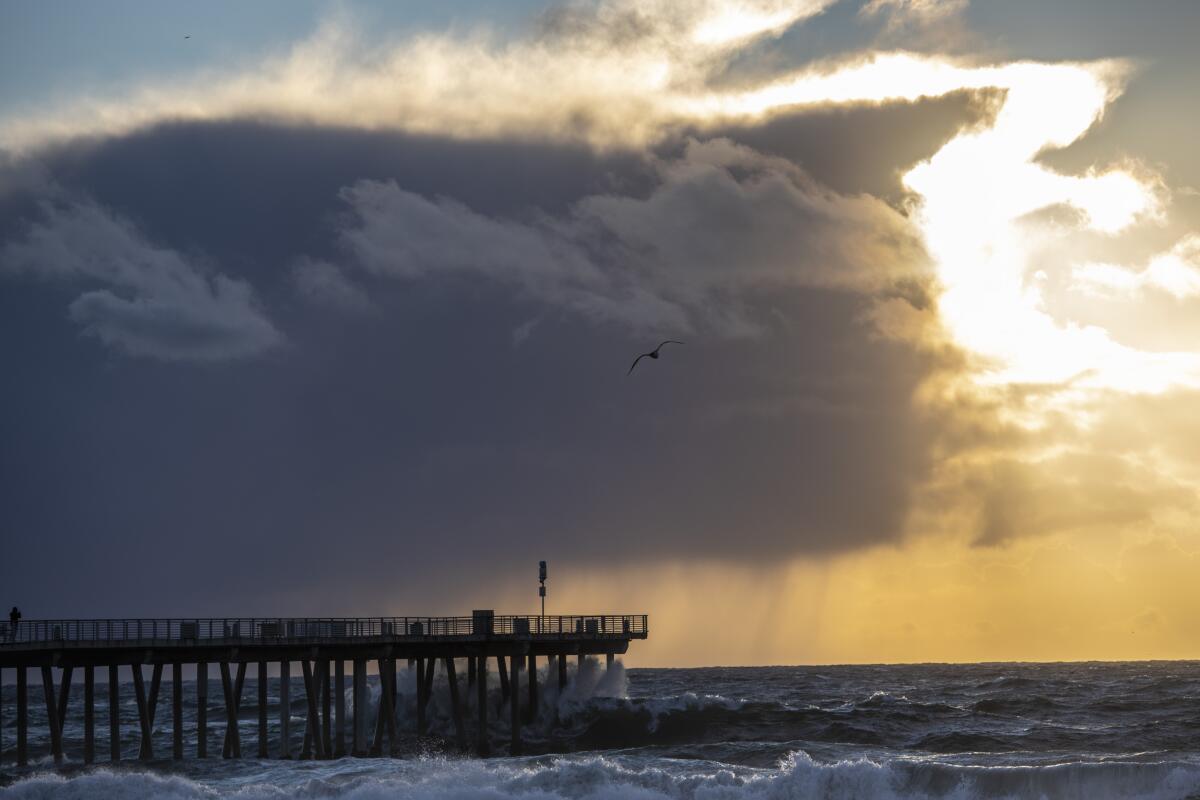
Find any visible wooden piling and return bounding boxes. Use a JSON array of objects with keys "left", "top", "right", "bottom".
[
  {"left": 220, "top": 661, "right": 244, "bottom": 758},
  {"left": 379, "top": 659, "right": 397, "bottom": 753},
  {"left": 321, "top": 660, "right": 332, "bottom": 758},
  {"left": 42, "top": 667, "right": 63, "bottom": 764},
  {"left": 527, "top": 654, "right": 538, "bottom": 722},
  {"left": 476, "top": 655, "right": 489, "bottom": 756},
  {"left": 335, "top": 660, "right": 346, "bottom": 757},
  {"left": 468, "top": 656, "right": 476, "bottom": 688},
  {"left": 444, "top": 657, "right": 467, "bottom": 752},
  {"left": 279, "top": 659, "right": 291, "bottom": 758},
  {"left": 173, "top": 663, "right": 183, "bottom": 760},
  {"left": 497, "top": 655, "right": 510, "bottom": 702},
  {"left": 509, "top": 655, "right": 520, "bottom": 755},
  {"left": 416, "top": 657, "right": 427, "bottom": 735},
  {"left": 147, "top": 664, "right": 163, "bottom": 758},
  {"left": 197, "top": 661, "right": 208, "bottom": 757},
  {"left": 558, "top": 654, "right": 568, "bottom": 691},
  {"left": 607, "top": 653, "right": 614, "bottom": 670},
  {"left": 84, "top": 665, "right": 95, "bottom": 764},
  {"left": 301, "top": 661, "right": 326, "bottom": 760},
  {"left": 107, "top": 665, "right": 118, "bottom": 763},
  {"left": 352, "top": 658, "right": 366, "bottom": 756},
  {"left": 369, "top": 666, "right": 385, "bottom": 755},
  {"left": 258, "top": 661, "right": 269, "bottom": 758},
  {"left": 131, "top": 664, "right": 152, "bottom": 760},
  {"left": 18, "top": 667, "right": 28, "bottom": 766},
  {"left": 56, "top": 665, "right": 73, "bottom": 734},
  {"left": 424, "top": 658, "right": 436, "bottom": 707}
]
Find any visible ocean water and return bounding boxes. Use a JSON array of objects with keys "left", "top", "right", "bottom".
[{"left": 3, "top": 660, "right": 1200, "bottom": 799}]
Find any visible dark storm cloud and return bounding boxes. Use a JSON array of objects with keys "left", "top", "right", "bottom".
[
  {"left": 0, "top": 195, "right": 282, "bottom": 360},
  {"left": 0, "top": 97, "right": 982, "bottom": 613}
]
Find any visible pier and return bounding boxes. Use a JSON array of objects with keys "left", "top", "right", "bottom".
[{"left": 0, "top": 613, "right": 648, "bottom": 763}]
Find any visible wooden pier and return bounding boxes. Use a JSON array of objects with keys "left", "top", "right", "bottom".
[{"left": 0, "top": 613, "right": 647, "bottom": 764}]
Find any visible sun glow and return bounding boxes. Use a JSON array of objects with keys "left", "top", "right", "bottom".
[{"left": 687, "top": 52, "right": 1200, "bottom": 398}]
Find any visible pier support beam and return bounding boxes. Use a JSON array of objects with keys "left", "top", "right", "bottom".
[
  {"left": 445, "top": 658, "right": 467, "bottom": 752},
  {"left": 424, "top": 658, "right": 436, "bottom": 711},
  {"left": 324, "top": 662, "right": 333, "bottom": 758},
  {"left": 558, "top": 655, "right": 568, "bottom": 692},
  {"left": 468, "top": 656, "right": 476, "bottom": 688},
  {"left": 607, "top": 653, "right": 614, "bottom": 671},
  {"left": 352, "top": 658, "right": 367, "bottom": 756},
  {"left": 301, "top": 660, "right": 326, "bottom": 760},
  {"left": 258, "top": 661, "right": 269, "bottom": 758},
  {"left": 84, "top": 665, "right": 95, "bottom": 764},
  {"left": 220, "top": 661, "right": 245, "bottom": 758},
  {"left": 17, "top": 668, "right": 29, "bottom": 766},
  {"left": 322, "top": 660, "right": 332, "bottom": 758},
  {"left": 527, "top": 655, "right": 538, "bottom": 723},
  {"left": 197, "top": 661, "right": 208, "bottom": 758},
  {"left": 132, "top": 663, "right": 162, "bottom": 761},
  {"left": 56, "top": 666, "right": 73, "bottom": 738},
  {"left": 108, "top": 665, "right": 118, "bottom": 762},
  {"left": 497, "top": 655, "right": 509, "bottom": 703},
  {"left": 172, "top": 663, "right": 183, "bottom": 760},
  {"left": 375, "top": 658, "right": 396, "bottom": 754},
  {"left": 335, "top": 660, "right": 346, "bottom": 757},
  {"left": 415, "top": 658, "right": 427, "bottom": 735},
  {"left": 42, "top": 667, "right": 63, "bottom": 764},
  {"left": 509, "top": 655, "right": 520, "bottom": 755},
  {"left": 279, "top": 659, "right": 291, "bottom": 758},
  {"left": 476, "top": 655, "right": 489, "bottom": 756}
]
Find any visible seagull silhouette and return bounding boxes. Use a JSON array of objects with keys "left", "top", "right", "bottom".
[
  {"left": 184, "top": 35, "right": 191, "bottom": 39},
  {"left": 627, "top": 340, "right": 684, "bottom": 375}
]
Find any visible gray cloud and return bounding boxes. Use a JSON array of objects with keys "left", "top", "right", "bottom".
[
  {"left": 292, "top": 257, "right": 374, "bottom": 313},
  {"left": 1, "top": 197, "right": 281, "bottom": 360},
  {"left": 335, "top": 138, "right": 928, "bottom": 337}
]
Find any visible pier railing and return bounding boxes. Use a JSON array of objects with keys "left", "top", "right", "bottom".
[{"left": 0, "top": 615, "right": 648, "bottom": 646}]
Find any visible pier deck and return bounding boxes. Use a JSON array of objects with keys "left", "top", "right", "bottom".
[{"left": 0, "top": 614, "right": 648, "bottom": 764}]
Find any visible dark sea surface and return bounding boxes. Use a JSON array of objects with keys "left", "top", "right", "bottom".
[{"left": 4, "top": 660, "right": 1200, "bottom": 798}]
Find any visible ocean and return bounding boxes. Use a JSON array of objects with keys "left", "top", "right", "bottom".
[{"left": 3, "top": 659, "right": 1200, "bottom": 799}]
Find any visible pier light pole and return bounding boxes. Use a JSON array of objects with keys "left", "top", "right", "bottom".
[{"left": 538, "top": 561, "right": 547, "bottom": 629}]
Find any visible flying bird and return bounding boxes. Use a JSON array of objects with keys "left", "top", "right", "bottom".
[
  {"left": 627, "top": 340, "right": 684, "bottom": 375},
  {"left": 184, "top": 35, "right": 191, "bottom": 39}
]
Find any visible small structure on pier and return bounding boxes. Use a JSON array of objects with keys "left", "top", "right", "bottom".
[{"left": 0, "top": 613, "right": 647, "bottom": 764}]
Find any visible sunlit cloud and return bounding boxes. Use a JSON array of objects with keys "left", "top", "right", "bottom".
[{"left": 1073, "top": 235, "right": 1200, "bottom": 300}]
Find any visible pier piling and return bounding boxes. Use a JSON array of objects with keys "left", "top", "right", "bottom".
[
  {"left": 197, "top": 661, "right": 208, "bottom": 758},
  {"left": 173, "top": 663, "right": 183, "bottom": 759},
  {"left": 280, "top": 659, "right": 291, "bottom": 758},
  {"left": 84, "top": 665, "right": 95, "bottom": 763},
  {"left": 476, "top": 655, "right": 489, "bottom": 756},
  {"left": 258, "top": 661, "right": 269, "bottom": 758},
  {"left": 509, "top": 654, "right": 520, "bottom": 755},
  {"left": 335, "top": 660, "right": 346, "bottom": 757},
  {"left": 107, "top": 665, "right": 118, "bottom": 762}
]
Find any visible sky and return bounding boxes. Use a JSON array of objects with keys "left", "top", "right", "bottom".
[{"left": 2, "top": 0, "right": 1199, "bottom": 667}]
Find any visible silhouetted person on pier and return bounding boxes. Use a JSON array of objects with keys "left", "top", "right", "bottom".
[{"left": 9, "top": 606, "right": 20, "bottom": 640}]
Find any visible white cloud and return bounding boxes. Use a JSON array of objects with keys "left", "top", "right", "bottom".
[
  {"left": 1, "top": 198, "right": 282, "bottom": 360},
  {"left": 0, "top": 0, "right": 834, "bottom": 153},
  {"left": 1072, "top": 236, "right": 1200, "bottom": 300}
]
